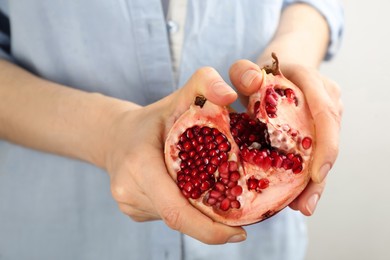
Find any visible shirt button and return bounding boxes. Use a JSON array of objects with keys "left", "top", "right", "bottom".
[{"left": 167, "top": 20, "right": 179, "bottom": 34}]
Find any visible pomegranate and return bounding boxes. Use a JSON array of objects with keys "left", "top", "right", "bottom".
[{"left": 164, "top": 54, "right": 315, "bottom": 226}]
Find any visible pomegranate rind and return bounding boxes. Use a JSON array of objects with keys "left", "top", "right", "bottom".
[{"left": 164, "top": 55, "right": 315, "bottom": 226}]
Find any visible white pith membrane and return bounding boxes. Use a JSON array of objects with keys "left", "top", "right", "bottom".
[{"left": 164, "top": 59, "right": 315, "bottom": 226}]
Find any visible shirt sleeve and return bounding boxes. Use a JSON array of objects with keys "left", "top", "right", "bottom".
[
  {"left": 0, "top": 8, "right": 13, "bottom": 61},
  {"left": 283, "top": 0, "right": 344, "bottom": 60}
]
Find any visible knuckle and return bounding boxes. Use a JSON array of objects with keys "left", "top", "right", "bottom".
[
  {"left": 194, "top": 66, "right": 215, "bottom": 78},
  {"left": 110, "top": 182, "right": 130, "bottom": 204},
  {"left": 160, "top": 207, "right": 183, "bottom": 232}
]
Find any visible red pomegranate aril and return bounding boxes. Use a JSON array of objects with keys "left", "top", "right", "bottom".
[
  {"left": 219, "top": 152, "right": 228, "bottom": 162},
  {"left": 207, "top": 197, "right": 217, "bottom": 206},
  {"left": 191, "top": 189, "right": 201, "bottom": 199},
  {"left": 266, "top": 93, "right": 278, "bottom": 107},
  {"left": 302, "top": 137, "right": 312, "bottom": 150},
  {"left": 292, "top": 165, "right": 303, "bottom": 174},
  {"left": 219, "top": 170, "right": 230, "bottom": 180},
  {"left": 228, "top": 161, "right": 238, "bottom": 171},
  {"left": 206, "top": 164, "right": 217, "bottom": 174},
  {"left": 227, "top": 181, "right": 238, "bottom": 188},
  {"left": 220, "top": 178, "right": 230, "bottom": 185},
  {"left": 218, "top": 142, "right": 231, "bottom": 152},
  {"left": 230, "top": 185, "right": 243, "bottom": 196},
  {"left": 220, "top": 198, "right": 231, "bottom": 211},
  {"left": 215, "top": 134, "right": 227, "bottom": 144},
  {"left": 183, "top": 141, "right": 192, "bottom": 151},
  {"left": 201, "top": 126, "right": 211, "bottom": 135},
  {"left": 200, "top": 181, "right": 211, "bottom": 191},
  {"left": 215, "top": 182, "right": 226, "bottom": 192},
  {"left": 231, "top": 200, "right": 241, "bottom": 209},
  {"left": 183, "top": 182, "right": 194, "bottom": 193},
  {"left": 258, "top": 178, "right": 270, "bottom": 189},
  {"left": 229, "top": 171, "right": 240, "bottom": 182},
  {"left": 209, "top": 190, "right": 222, "bottom": 199},
  {"left": 262, "top": 156, "right": 272, "bottom": 171},
  {"left": 247, "top": 178, "right": 258, "bottom": 190}
]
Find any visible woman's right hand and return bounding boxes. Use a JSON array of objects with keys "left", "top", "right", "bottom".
[{"left": 103, "top": 67, "right": 247, "bottom": 244}]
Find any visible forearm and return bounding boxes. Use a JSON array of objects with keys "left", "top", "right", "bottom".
[
  {"left": 258, "top": 3, "right": 329, "bottom": 67},
  {"left": 0, "top": 59, "right": 140, "bottom": 167}
]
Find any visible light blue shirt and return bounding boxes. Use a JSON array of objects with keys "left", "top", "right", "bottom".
[{"left": 0, "top": 1, "right": 343, "bottom": 259}]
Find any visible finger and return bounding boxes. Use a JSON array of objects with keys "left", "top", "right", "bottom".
[
  {"left": 289, "top": 179, "right": 326, "bottom": 216},
  {"left": 144, "top": 149, "right": 247, "bottom": 244},
  {"left": 229, "top": 60, "right": 264, "bottom": 96},
  {"left": 181, "top": 67, "right": 238, "bottom": 106},
  {"left": 118, "top": 203, "right": 160, "bottom": 222},
  {"left": 110, "top": 162, "right": 157, "bottom": 216},
  {"left": 283, "top": 67, "right": 341, "bottom": 183}
]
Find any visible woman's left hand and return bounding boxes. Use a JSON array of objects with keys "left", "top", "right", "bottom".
[{"left": 229, "top": 59, "right": 343, "bottom": 215}]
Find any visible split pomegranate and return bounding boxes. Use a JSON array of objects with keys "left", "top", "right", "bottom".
[{"left": 164, "top": 54, "right": 315, "bottom": 226}]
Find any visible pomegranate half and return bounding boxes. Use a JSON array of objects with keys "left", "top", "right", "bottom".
[{"left": 164, "top": 54, "right": 315, "bottom": 226}]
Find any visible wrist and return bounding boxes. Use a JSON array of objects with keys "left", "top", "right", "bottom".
[{"left": 84, "top": 93, "right": 141, "bottom": 169}]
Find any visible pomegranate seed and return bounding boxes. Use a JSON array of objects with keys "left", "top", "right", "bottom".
[
  {"left": 200, "top": 181, "right": 211, "bottom": 191},
  {"left": 228, "top": 161, "right": 238, "bottom": 172},
  {"left": 282, "top": 158, "right": 294, "bottom": 170},
  {"left": 220, "top": 198, "right": 231, "bottom": 211},
  {"left": 220, "top": 178, "right": 230, "bottom": 185},
  {"left": 206, "top": 164, "right": 217, "bottom": 174},
  {"left": 191, "top": 189, "right": 201, "bottom": 199},
  {"left": 219, "top": 152, "right": 228, "bottom": 162},
  {"left": 230, "top": 200, "right": 241, "bottom": 209},
  {"left": 215, "top": 134, "right": 227, "bottom": 144},
  {"left": 218, "top": 161, "right": 229, "bottom": 175},
  {"left": 218, "top": 142, "right": 231, "bottom": 152},
  {"left": 218, "top": 195, "right": 226, "bottom": 202},
  {"left": 199, "top": 172, "right": 208, "bottom": 181},
  {"left": 209, "top": 190, "right": 222, "bottom": 198},
  {"left": 262, "top": 156, "right": 272, "bottom": 171},
  {"left": 230, "top": 185, "right": 243, "bottom": 196},
  {"left": 204, "top": 135, "right": 214, "bottom": 144},
  {"left": 227, "top": 181, "right": 238, "bottom": 188},
  {"left": 215, "top": 182, "right": 225, "bottom": 192},
  {"left": 183, "top": 182, "right": 194, "bottom": 193},
  {"left": 210, "top": 156, "right": 221, "bottom": 166},
  {"left": 219, "top": 169, "right": 230, "bottom": 180},
  {"left": 207, "top": 197, "right": 217, "bottom": 205},
  {"left": 253, "top": 153, "right": 264, "bottom": 165},
  {"left": 179, "top": 152, "right": 189, "bottom": 160},
  {"left": 302, "top": 137, "right": 312, "bottom": 150},
  {"left": 266, "top": 93, "right": 278, "bottom": 107},
  {"left": 258, "top": 178, "right": 270, "bottom": 189},
  {"left": 201, "top": 126, "right": 211, "bottom": 135},
  {"left": 229, "top": 171, "right": 240, "bottom": 182},
  {"left": 247, "top": 178, "right": 258, "bottom": 190},
  {"left": 193, "top": 177, "right": 203, "bottom": 187},
  {"left": 177, "top": 180, "right": 186, "bottom": 189}
]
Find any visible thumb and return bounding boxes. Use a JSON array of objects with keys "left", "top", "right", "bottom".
[
  {"left": 179, "top": 67, "right": 237, "bottom": 106},
  {"left": 229, "top": 59, "right": 264, "bottom": 96}
]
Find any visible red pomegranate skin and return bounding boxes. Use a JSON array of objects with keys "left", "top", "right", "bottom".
[{"left": 164, "top": 54, "right": 315, "bottom": 226}]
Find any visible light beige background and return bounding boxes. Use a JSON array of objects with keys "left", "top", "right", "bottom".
[{"left": 306, "top": 1, "right": 390, "bottom": 259}]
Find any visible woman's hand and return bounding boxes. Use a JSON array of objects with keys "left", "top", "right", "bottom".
[
  {"left": 229, "top": 59, "right": 343, "bottom": 216},
  {"left": 104, "top": 67, "right": 247, "bottom": 244}
]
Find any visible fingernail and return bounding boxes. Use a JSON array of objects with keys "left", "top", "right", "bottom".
[
  {"left": 227, "top": 233, "right": 246, "bottom": 243},
  {"left": 318, "top": 163, "right": 331, "bottom": 182},
  {"left": 213, "top": 82, "right": 235, "bottom": 96},
  {"left": 241, "top": 70, "right": 259, "bottom": 88},
  {"left": 306, "top": 193, "right": 319, "bottom": 215}
]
